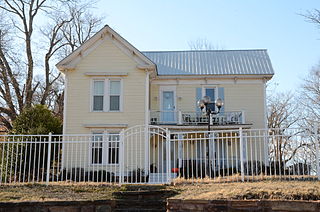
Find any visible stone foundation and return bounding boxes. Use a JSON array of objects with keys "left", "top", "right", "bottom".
[{"left": 167, "top": 199, "right": 320, "bottom": 212}]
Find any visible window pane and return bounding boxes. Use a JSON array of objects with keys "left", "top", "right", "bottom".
[
  {"left": 93, "top": 96, "right": 104, "bottom": 111},
  {"left": 92, "top": 133, "right": 103, "bottom": 164},
  {"left": 205, "top": 88, "right": 215, "bottom": 101},
  {"left": 110, "top": 81, "right": 120, "bottom": 95},
  {"left": 110, "top": 96, "right": 120, "bottom": 111},
  {"left": 205, "top": 88, "right": 215, "bottom": 111},
  {"left": 109, "top": 134, "right": 120, "bottom": 141},
  {"left": 92, "top": 147, "right": 103, "bottom": 164},
  {"left": 108, "top": 142, "right": 119, "bottom": 164},
  {"left": 94, "top": 81, "right": 104, "bottom": 95}
]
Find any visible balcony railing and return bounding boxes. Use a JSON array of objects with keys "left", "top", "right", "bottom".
[{"left": 149, "top": 110, "right": 245, "bottom": 125}]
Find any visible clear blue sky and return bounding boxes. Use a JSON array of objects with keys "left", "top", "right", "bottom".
[{"left": 95, "top": 0, "right": 320, "bottom": 92}]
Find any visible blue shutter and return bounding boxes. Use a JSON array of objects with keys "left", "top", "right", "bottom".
[
  {"left": 218, "top": 87, "right": 225, "bottom": 113},
  {"left": 196, "top": 88, "right": 202, "bottom": 112}
]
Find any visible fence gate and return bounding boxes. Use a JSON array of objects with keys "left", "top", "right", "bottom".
[{"left": 120, "top": 125, "right": 169, "bottom": 184}]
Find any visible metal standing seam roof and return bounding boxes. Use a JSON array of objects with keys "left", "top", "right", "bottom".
[{"left": 142, "top": 50, "right": 274, "bottom": 76}]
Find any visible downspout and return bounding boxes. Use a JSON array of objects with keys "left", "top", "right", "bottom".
[
  {"left": 61, "top": 70, "right": 68, "bottom": 171},
  {"left": 263, "top": 79, "right": 269, "bottom": 165},
  {"left": 144, "top": 70, "right": 150, "bottom": 177},
  {"left": 63, "top": 71, "right": 68, "bottom": 134},
  {"left": 145, "top": 70, "right": 150, "bottom": 126}
]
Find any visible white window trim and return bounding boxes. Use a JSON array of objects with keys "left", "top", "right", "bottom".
[
  {"left": 89, "top": 129, "right": 121, "bottom": 166},
  {"left": 91, "top": 78, "right": 123, "bottom": 112}
]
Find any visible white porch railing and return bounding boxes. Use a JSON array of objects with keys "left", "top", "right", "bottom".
[
  {"left": 0, "top": 126, "right": 319, "bottom": 185},
  {"left": 150, "top": 110, "right": 245, "bottom": 125}
]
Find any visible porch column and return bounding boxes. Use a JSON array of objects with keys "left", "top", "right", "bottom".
[{"left": 178, "top": 134, "right": 184, "bottom": 169}]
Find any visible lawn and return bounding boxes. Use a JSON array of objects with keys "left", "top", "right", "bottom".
[{"left": 0, "top": 180, "right": 319, "bottom": 202}]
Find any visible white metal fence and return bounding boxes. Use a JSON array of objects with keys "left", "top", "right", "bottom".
[{"left": 0, "top": 126, "right": 319, "bottom": 184}]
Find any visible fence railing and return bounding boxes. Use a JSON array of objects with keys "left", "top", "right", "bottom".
[
  {"left": 150, "top": 110, "right": 245, "bottom": 125},
  {"left": 0, "top": 126, "right": 319, "bottom": 185}
]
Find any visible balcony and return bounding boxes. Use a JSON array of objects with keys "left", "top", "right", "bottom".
[{"left": 149, "top": 110, "right": 245, "bottom": 126}]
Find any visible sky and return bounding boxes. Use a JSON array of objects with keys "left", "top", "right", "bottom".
[{"left": 95, "top": 0, "right": 320, "bottom": 93}]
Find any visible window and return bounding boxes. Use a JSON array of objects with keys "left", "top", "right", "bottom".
[
  {"left": 90, "top": 131, "right": 120, "bottom": 165},
  {"left": 109, "top": 80, "right": 121, "bottom": 111},
  {"left": 108, "top": 133, "right": 120, "bottom": 164},
  {"left": 93, "top": 81, "right": 104, "bottom": 111},
  {"left": 92, "top": 79, "right": 122, "bottom": 112},
  {"left": 204, "top": 87, "right": 216, "bottom": 112},
  {"left": 91, "top": 133, "right": 103, "bottom": 164}
]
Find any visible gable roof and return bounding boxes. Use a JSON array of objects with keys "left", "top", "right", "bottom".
[
  {"left": 56, "top": 25, "right": 155, "bottom": 71},
  {"left": 142, "top": 50, "right": 274, "bottom": 76}
]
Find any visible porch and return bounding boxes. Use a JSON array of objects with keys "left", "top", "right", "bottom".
[{"left": 149, "top": 110, "right": 246, "bottom": 126}]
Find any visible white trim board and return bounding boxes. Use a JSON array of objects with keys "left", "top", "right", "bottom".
[{"left": 151, "top": 79, "right": 265, "bottom": 85}]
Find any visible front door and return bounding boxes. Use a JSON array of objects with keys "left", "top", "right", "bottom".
[{"left": 160, "top": 87, "right": 176, "bottom": 123}]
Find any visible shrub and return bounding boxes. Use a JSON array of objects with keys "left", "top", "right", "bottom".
[{"left": 11, "top": 104, "right": 62, "bottom": 135}]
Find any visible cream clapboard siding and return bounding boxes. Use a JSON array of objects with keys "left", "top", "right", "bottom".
[
  {"left": 150, "top": 81, "right": 265, "bottom": 129},
  {"left": 63, "top": 37, "right": 147, "bottom": 169},
  {"left": 65, "top": 38, "right": 147, "bottom": 134}
]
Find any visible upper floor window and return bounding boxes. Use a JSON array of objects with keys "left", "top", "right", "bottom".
[
  {"left": 92, "top": 79, "right": 122, "bottom": 112},
  {"left": 203, "top": 87, "right": 216, "bottom": 112},
  {"left": 93, "top": 81, "right": 104, "bottom": 111},
  {"left": 109, "top": 80, "right": 121, "bottom": 111}
]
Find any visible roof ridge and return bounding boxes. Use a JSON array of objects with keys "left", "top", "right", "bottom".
[{"left": 142, "top": 49, "right": 268, "bottom": 53}]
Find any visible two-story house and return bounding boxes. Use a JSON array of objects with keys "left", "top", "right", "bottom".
[{"left": 56, "top": 25, "right": 274, "bottom": 183}]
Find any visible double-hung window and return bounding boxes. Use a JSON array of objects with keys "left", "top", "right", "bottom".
[
  {"left": 92, "top": 79, "right": 122, "bottom": 112},
  {"left": 90, "top": 132, "right": 120, "bottom": 165},
  {"left": 109, "top": 80, "right": 121, "bottom": 111},
  {"left": 93, "top": 81, "right": 104, "bottom": 111},
  {"left": 203, "top": 87, "right": 216, "bottom": 112}
]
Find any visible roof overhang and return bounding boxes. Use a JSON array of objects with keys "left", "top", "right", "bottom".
[
  {"left": 154, "top": 74, "right": 274, "bottom": 81},
  {"left": 56, "top": 25, "right": 156, "bottom": 73}
]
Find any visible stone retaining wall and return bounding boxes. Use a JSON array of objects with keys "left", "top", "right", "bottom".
[
  {"left": 1, "top": 198, "right": 320, "bottom": 211},
  {"left": 0, "top": 200, "right": 116, "bottom": 212},
  {"left": 167, "top": 199, "right": 320, "bottom": 212}
]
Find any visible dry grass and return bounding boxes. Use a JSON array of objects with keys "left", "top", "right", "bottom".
[
  {"left": 172, "top": 180, "right": 320, "bottom": 200},
  {"left": 0, "top": 182, "right": 122, "bottom": 202},
  {"left": 0, "top": 180, "right": 320, "bottom": 202}
]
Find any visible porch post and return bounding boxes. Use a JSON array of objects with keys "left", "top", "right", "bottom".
[
  {"left": 178, "top": 134, "right": 183, "bottom": 170},
  {"left": 178, "top": 111, "right": 183, "bottom": 125},
  {"left": 239, "top": 128, "right": 245, "bottom": 182}
]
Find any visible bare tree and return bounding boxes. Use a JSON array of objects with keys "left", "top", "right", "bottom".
[
  {"left": 267, "top": 90, "right": 301, "bottom": 165},
  {"left": 267, "top": 91, "right": 299, "bottom": 129},
  {"left": 299, "top": 64, "right": 320, "bottom": 127},
  {"left": 0, "top": 0, "right": 103, "bottom": 130},
  {"left": 301, "top": 9, "right": 320, "bottom": 30},
  {"left": 188, "top": 38, "right": 224, "bottom": 50}
]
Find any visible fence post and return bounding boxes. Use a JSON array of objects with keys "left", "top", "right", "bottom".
[
  {"left": 119, "top": 129, "right": 124, "bottom": 184},
  {"left": 315, "top": 124, "right": 320, "bottom": 180},
  {"left": 166, "top": 128, "right": 171, "bottom": 183},
  {"left": 46, "top": 133, "right": 52, "bottom": 185},
  {"left": 239, "top": 128, "right": 245, "bottom": 182},
  {"left": 144, "top": 125, "right": 149, "bottom": 183}
]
